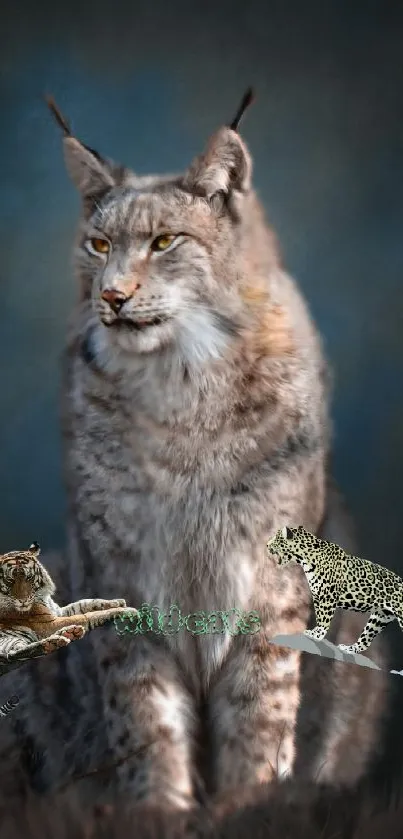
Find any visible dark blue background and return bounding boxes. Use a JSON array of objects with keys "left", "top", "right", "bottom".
[{"left": 1, "top": 0, "right": 402, "bottom": 577}]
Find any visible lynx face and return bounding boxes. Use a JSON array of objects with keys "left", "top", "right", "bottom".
[
  {"left": 79, "top": 183, "right": 242, "bottom": 362},
  {"left": 0, "top": 543, "right": 54, "bottom": 613},
  {"left": 60, "top": 115, "right": 258, "bottom": 367}
]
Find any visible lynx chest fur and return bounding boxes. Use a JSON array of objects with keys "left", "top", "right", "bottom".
[{"left": 46, "top": 94, "right": 388, "bottom": 805}]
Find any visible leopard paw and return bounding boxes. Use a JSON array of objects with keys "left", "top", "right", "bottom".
[
  {"left": 304, "top": 628, "right": 327, "bottom": 640},
  {"left": 338, "top": 643, "right": 361, "bottom": 655}
]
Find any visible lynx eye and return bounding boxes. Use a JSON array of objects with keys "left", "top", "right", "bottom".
[
  {"left": 87, "top": 237, "right": 110, "bottom": 255},
  {"left": 150, "top": 234, "right": 176, "bottom": 252}
]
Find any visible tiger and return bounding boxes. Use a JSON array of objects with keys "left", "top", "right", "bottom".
[
  {"left": 0, "top": 695, "right": 19, "bottom": 719},
  {"left": 0, "top": 541, "right": 137, "bottom": 673}
]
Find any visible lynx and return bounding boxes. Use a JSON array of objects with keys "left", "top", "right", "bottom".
[{"left": 14, "top": 92, "right": 388, "bottom": 809}]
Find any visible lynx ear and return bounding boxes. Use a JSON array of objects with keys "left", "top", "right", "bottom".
[
  {"left": 63, "top": 137, "right": 116, "bottom": 197},
  {"left": 46, "top": 95, "right": 116, "bottom": 199},
  {"left": 183, "top": 87, "right": 255, "bottom": 208},
  {"left": 183, "top": 127, "right": 252, "bottom": 205}
]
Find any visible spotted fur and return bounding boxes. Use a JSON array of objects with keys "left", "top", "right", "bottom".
[{"left": 268, "top": 525, "right": 403, "bottom": 653}]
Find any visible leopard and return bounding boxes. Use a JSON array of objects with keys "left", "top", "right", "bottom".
[{"left": 267, "top": 525, "right": 403, "bottom": 654}]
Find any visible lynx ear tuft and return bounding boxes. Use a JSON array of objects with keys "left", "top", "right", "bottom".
[
  {"left": 45, "top": 95, "right": 72, "bottom": 137},
  {"left": 45, "top": 94, "right": 116, "bottom": 199},
  {"left": 228, "top": 87, "right": 255, "bottom": 132}
]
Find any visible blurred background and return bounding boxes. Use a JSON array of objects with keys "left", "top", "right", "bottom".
[
  {"left": 0, "top": 2, "right": 402, "bottom": 569},
  {"left": 1, "top": 0, "right": 403, "bottom": 791}
]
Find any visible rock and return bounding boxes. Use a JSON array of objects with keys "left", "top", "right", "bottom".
[{"left": 268, "top": 632, "right": 381, "bottom": 670}]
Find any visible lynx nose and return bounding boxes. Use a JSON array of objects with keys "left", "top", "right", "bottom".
[{"left": 101, "top": 289, "right": 130, "bottom": 314}]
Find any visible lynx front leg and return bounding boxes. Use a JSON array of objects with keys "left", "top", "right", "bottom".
[
  {"left": 94, "top": 633, "right": 197, "bottom": 809},
  {"left": 304, "top": 595, "right": 337, "bottom": 641},
  {"left": 209, "top": 632, "right": 301, "bottom": 791},
  {"left": 60, "top": 598, "right": 127, "bottom": 617},
  {"left": 339, "top": 611, "right": 394, "bottom": 654}
]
